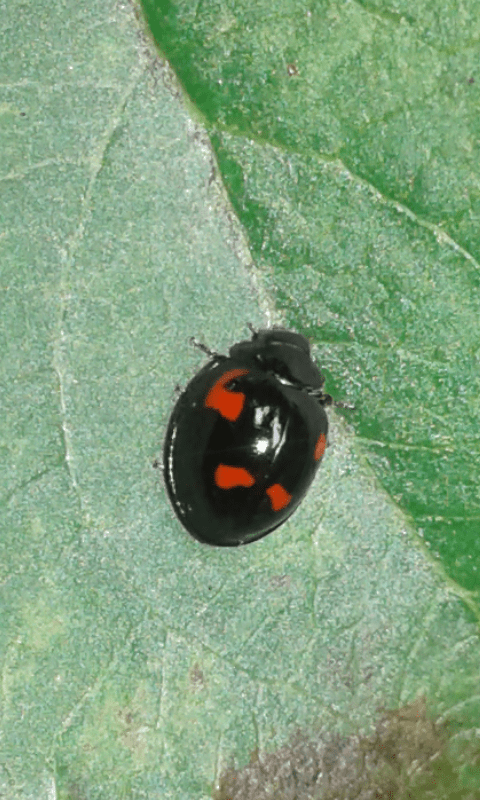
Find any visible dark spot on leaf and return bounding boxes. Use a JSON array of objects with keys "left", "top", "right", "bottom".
[
  {"left": 190, "top": 662, "right": 206, "bottom": 691},
  {"left": 63, "top": 782, "right": 88, "bottom": 800},
  {"left": 268, "top": 574, "right": 291, "bottom": 590}
]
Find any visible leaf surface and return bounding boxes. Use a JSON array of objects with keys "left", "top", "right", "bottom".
[{"left": 1, "top": 1, "right": 480, "bottom": 798}]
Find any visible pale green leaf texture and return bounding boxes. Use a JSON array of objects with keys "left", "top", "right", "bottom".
[{"left": 1, "top": 0, "right": 480, "bottom": 799}]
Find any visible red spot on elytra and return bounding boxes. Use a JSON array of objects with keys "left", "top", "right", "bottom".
[
  {"left": 215, "top": 464, "right": 255, "bottom": 489},
  {"left": 314, "top": 433, "right": 326, "bottom": 461},
  {"left": 204, "top": 368, "right": 249, "bottom": 421},
  {"left": 266, "top": 483, "right": 292, "bottom": 512}
]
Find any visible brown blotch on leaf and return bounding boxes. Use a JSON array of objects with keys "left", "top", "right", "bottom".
[{"left": 213, "top": 696, "right": 478, "bottom": 800}]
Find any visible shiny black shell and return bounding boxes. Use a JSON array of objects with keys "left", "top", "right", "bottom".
[{"left": 163, "top": 328, "right": 330, "bottom": 546}]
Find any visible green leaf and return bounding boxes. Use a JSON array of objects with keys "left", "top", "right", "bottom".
[
  {"left": 142, "top": 0, "right": 480, "bottom": 594},
  {"left": 1, "top": 0, "right": 480, "bottom": 798}
]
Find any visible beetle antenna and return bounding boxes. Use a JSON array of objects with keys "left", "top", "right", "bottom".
[{"left": 189, "top": 337, "right": 217, "bottom": 358}]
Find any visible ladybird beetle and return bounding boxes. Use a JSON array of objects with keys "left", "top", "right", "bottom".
[{"left": 163, "top": 327, "right": 335, "bottom": 547}]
